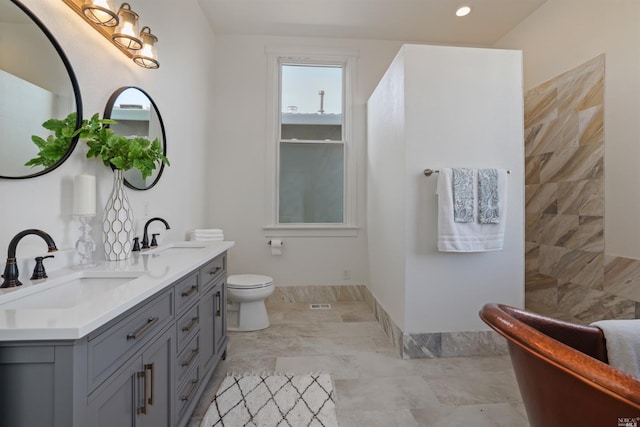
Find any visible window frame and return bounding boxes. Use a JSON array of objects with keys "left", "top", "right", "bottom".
[{"left": 264, "top": 47, "right": 358, "bottom": 237}]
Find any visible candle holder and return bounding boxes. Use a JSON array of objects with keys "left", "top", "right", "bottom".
[{"left": 74, "top": 215, "right": 96, "bottom": 268}]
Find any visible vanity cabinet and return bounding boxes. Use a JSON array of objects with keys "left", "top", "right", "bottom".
[
  {"left": 87, "top": 325, "right": 174, "bottom": 427},
  {"left": 0, "top": 251, "right": 228, "bottom": 427}
]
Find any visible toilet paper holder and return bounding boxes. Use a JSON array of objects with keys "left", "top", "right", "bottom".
[{"left": 267, "top": 240, "right": 284, "bottom": 246}]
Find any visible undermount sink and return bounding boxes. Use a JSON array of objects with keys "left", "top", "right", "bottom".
[
  {"left": 0, "top": 271, "right": 144, "bottom": 310},
  {"left": 142, "top": 241, "right": 207, "bottom": 255}
]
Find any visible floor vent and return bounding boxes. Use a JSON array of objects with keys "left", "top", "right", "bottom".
[{"left": 309, "top": 303, "right": 331, "bottom": 310}]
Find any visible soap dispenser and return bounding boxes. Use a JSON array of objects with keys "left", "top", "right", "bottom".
[{"left": 31, "top": 255, "right": 54, "bottom": 280}]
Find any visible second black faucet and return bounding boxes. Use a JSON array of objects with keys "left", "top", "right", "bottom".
[{"left": 140, "top": 217, "right": 170, "bottom": 250}]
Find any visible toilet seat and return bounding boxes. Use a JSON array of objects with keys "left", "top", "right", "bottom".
[{"left": 227, "top": 274, "right": 273, "bottom": 290}]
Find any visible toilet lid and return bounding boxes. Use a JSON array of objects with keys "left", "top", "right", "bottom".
[{"left": 227, "top": 274, "right": 273, "bottom": 289}]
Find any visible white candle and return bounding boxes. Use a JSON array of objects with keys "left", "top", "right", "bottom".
[{"left": 73, "top": 174, "right": 96, "bottom": 216}]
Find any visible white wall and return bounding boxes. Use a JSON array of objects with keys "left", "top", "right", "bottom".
[
  {"left": 367, "top": 50, "right": 407, "bottom": 329},
  {"left": 209, "top": 34, "right": 403, "bottom": 285},
  {"left": 0, "top": 0, "right": 215, "bottom": 277},
  {"left": 495, "top": 0, "right": 640, "bottom": 260},
  {"left": 368, "top": 45, "right": 525, "bottom": 333}
]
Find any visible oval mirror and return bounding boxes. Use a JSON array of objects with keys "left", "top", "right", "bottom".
[
  {"left": 0, "top": 0, "right": 82, "bottom": 179},
  {"left": 103, "top": 86, "right": 167, "bottom": 190}
]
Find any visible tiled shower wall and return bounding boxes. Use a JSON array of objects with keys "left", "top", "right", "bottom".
[{"left": 525, "top": 54, "right": 640, "bottom": 323}]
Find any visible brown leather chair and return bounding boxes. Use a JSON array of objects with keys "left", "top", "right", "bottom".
[{"left": 479, "top": 303, "right": 640, "bottom": 427}]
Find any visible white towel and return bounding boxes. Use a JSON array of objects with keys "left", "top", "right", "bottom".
[
  {"left": 194, "top": 229, "right": 224, "bottom": 234},
  {"left": 194, "top": 237, "right": 224, "bottom": 241},
  {"left": 591, "top": 319, "right": 640, "bottom": 379},
  {"left": 436, "top": 168, "right": 508, "bottom": 252},
  {"left": 191, "top": 229, "right": 224, "bottom": 241},
  {"left": 194, "top": 232, "right": 224, "bottom": 238}
]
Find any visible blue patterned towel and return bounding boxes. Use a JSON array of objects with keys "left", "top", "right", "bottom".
[
  {"left": 478, "top": 168, "right": 500, "bottom": 224},
  {"left": 453, "top": 168, "right": 474, "bottom": 223}
]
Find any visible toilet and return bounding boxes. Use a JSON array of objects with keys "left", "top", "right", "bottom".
[{"left": 226, "top": 274, "right": 274, "bottom": 332}]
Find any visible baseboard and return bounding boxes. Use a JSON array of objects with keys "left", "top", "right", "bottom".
[{"left": 363, "top": 287, "right": 508, "bottom": 359}]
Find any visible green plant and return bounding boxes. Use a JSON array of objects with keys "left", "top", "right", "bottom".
[
  {"left": 25, "top": 112, "right": 80, "bottom": 168},
  {"left": 28, "top": 113, "right": 170, "bottom": 179},
  {"left": 81, "top": 113, "right": 169, "bottom": 180}
]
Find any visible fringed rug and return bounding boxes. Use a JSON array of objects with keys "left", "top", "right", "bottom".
[{"left": 200, "top": 373, "right": 338, "bottom": 427}]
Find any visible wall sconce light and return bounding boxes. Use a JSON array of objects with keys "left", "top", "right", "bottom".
[
  {"left": 112, "top": 3, "right": 142, "bottom": 50},
  {"left": 133, "top": 27, "right": 159, "bottom": 69},
  {"left": 81, "top": 0, "right": 118, "bottom": 26},
  {"left": 62, "top": 0, "right": 159, "bottom": 69}
]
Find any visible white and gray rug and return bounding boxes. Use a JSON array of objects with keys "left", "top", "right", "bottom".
[{"left": 201, "top": 373, "right": 338, "bottom": 427}]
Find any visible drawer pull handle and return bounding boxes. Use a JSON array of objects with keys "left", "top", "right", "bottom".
[
  {"left": 137, "top": 369, "right": 149, "bottom": 414},
  {"left": 215, "top": 290, "right": 222, "bottom": 317},
  {"left": 145, "top": 363, "right": 155, "bottom": 406},
  {"left": 181, "top": 347, "right": 199, "bottom": 367},
  {"left": 127, "top": 317, "right": 160, "bottom": 340},
  {"left": 181, "top": 285, "right": 198, "bottom": 298},
  {"left": 209, "top": 266, "right": 222, "bottom": 275},
  {"left": 181, "top": 379, "right": 199, "bottom": 402},
  {"left": 181, "top": 316, "right": 199, "bottom": 333}
]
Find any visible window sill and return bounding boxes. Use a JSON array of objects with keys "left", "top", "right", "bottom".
[{"left": 263, "top": 225, "right": 359, "bottom": 237}]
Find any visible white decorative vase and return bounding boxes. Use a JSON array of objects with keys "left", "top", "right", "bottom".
[{"left": 103, "top": 169, "right": 134, "bottom": 260}]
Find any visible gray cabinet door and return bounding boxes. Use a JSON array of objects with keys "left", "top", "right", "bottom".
[
  {"left": 141, "top": 327, "right": 175, "bottom": 427},
  {"left": 199, "top": 286, "right": 216, "bottom": 372},
  {"left": 87, "top": 327, "right": 175, "bottom": 427},
  {"left": 87, "top": 353, "right": 139, "bottom": 427}
]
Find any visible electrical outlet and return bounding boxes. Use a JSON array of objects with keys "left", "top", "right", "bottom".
[{"left": 342, "top": 269, "right": 351, "bottom": 280}]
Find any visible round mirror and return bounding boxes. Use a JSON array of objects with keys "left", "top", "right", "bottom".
[
  {"left": 103, "top": 86, "right": 167, "bottom": 190},
  {"left": 0, "top": 0, "right": 82, "bottom": 179}
]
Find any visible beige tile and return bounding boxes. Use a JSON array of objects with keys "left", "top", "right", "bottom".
[
  {"left": 411, "top": 403, "right": 528, "bottom": 427},
  {"left": 578, "top": 105, "right": 604, "bottom": 146},
  {"left": 334, "top": 376, "right": 440, "bottom": 411},
  {"left": 422, "top": 368, "right": 520, "bottom": 406},
  {"left": 557, "top": 54, "right": 604, "bottom": 114},
  {"left": 525, "top": 112, "right": 578, "bottom": 157},
  {"left": 539, "top": 143, "right": 603, "bottom": 184},
  {"left": 525, "top": 183, "right": 557, "bottom": 215},
  {"left": 275, "top": 355, "right": 360, "bottom": 379},
  {"left": 557, "top": 178, "right": 603, "bottom": 216},
  {"left": 338, "top": 409, "right": 420, "bottom": 427},
  {"left": 523, "top": 79, "right": 558, "bottom": 129}
]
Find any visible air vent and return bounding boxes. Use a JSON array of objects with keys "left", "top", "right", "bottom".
[{"left": 309, "top": 303, "right": 331, "bottom": 310}]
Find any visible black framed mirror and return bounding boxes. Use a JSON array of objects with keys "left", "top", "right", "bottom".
[
  {"left": 0, "top": 0, "right": 82, "bottom": 179},
  {"left": 103, "top": 86, "right": 167, "bottom": 190}
]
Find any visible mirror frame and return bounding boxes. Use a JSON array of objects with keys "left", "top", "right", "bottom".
[
  {"left": 103, "top": 86, "right": 167, "bottom": 191},
  {"left": 1, "top": 0, "right": 83, "bottom": 179}
]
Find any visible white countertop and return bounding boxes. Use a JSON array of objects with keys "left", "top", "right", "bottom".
[{"left": 0, "top": 241, "right": 234, "bottom": 341}]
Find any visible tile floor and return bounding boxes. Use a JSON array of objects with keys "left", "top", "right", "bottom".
[{"left": 189, "top": 300, "right": 528, "bottom": 426}]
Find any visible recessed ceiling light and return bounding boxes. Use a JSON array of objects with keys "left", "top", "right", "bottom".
[{"left": 456, "top": 6, "right": 471, "bottom": 17}]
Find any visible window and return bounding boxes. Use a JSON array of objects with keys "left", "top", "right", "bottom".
[{"left": 265, "top": 49, "right": 357, "bottom": 236}]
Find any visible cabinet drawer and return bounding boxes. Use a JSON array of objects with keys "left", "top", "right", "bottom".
[
  {"left": 175, "top": 272, "right": 199, "bottom": 315},
  {"left": 177, "top": 304, "right": 200, "bottom": 352},
  {"left": 88, "top": 289, "right": 174, "bottom": 391},
  {"left": 176, "top": 334, "right": 200, "bottom": 385},
  {"left": 176, "top": 365, "right": 200, "bottom": 421},
  {"left": 199, "top": 254, "right": 225, "bottom": 291}
]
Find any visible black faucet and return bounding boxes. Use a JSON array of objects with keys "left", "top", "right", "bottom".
[
  {"left": 141, "top": 217, "right": 170, "bottom": 249},
  {"left": 2, "top": 229, "right": 58, "bottom": 288}
]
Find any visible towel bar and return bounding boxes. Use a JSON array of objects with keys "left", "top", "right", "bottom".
[{"left": 424, "top": 168, "right": 511, "bottom": 176}]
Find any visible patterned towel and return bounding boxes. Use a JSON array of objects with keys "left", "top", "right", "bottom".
[
  {"left": 478, "top": 169, "right": 500, "bottom": 224},
  {"left": 453, "top": 168, "right": 474, "bottom": 223}
]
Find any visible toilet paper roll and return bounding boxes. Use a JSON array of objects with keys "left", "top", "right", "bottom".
[{"left": 270, "top": 239, "right": 283, "bottom": 256}]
